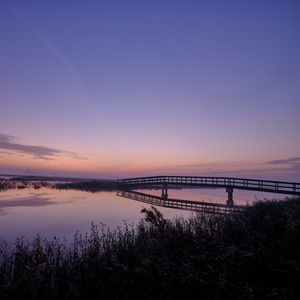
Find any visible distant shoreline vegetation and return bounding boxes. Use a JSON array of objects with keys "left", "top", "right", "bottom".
[
  {"left": 0, "top": 198, "right": 299, "bottom": 299},
  {"left": 0, "top": 176, "right": 121, "bottom": 192},
  {"left": 0, "top": 176, "right": 170, "bottom": 192}
]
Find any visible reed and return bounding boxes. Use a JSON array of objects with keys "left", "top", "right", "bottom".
[{"left": 0, "top": 198, "right": 299, "bottom": 299}]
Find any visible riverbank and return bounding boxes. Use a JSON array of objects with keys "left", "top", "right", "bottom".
[
  {"left": 0, "top": 177, "right": 119, "bottom": 192},
  {"left": 0, "top": 177, "right": 178, "bottom": 192},
  {"left": 0, "top": 197, "right": 299, "bottom": 299}
]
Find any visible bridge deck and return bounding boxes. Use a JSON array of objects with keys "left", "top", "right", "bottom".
[
  {"left": 117, "top": 190, "right": 244, "bottom": 215},
  {"left": 117, "top": 176, "right": 300, "bottom": 196}
]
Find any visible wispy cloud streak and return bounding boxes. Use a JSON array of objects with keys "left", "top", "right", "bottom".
[
  {"left": 268, "top": 156, "right": 300, "bottom": 172},
  {"left": 148, "top": 157, "right": 300, "bottom": 179},
  {"left": 0, "top": 133, "right": 87, "bottom": 160},
  {"left": 269, "top": 157, "right": 300, "bottom": 165}
]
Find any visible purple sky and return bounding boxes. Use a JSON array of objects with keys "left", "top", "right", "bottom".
[{"left": 0, "top": 0, "right": 299, "bottom": 180}]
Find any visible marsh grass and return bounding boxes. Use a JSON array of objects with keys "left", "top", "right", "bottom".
[{"left": 0, "top": 198, "right": 300, "bottom": 299}]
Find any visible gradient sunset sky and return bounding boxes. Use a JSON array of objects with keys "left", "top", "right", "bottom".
[{"left": 0, "top": 0, "right": 299, "bottom": 180}]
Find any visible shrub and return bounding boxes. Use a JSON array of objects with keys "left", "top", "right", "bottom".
[{"left": 0, "top": 198, "right": 299, "bottom": 299}]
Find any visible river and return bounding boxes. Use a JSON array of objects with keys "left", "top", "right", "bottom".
[{"left": 0, "top": 187, "right": 283, "bottom": 242}]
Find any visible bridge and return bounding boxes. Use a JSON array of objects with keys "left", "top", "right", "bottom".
[{"left": 117, "top": 176, "right": 300, "bottom": 208}]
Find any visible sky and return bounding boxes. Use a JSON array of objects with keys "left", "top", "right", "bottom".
[{"left": 0, "top": 0, "right": 299, "bottom": 181}]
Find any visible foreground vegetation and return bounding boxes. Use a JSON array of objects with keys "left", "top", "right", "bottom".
[{"left": 0, "top": 198, "right": 299, "bottom": 299}]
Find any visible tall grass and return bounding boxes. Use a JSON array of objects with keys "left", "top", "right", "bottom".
[{"left": 0, "top": 198, "right": 300, "bottom": 299}]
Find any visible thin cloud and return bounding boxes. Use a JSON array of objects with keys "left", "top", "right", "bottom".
[
  {"left": 268, "top": 157, "right": 300, "bottom": 173},
  {"left": 151, "top": 161, "right": 250, "bottom": 174},
  {"left": 0, "top": 150, "right": 13, "bottom": 158},
  {"left": 149, "top": 158, "right": 300, "bottom": 178},
  {"left": 0, "top": 133, "right": 87, "bottom": 160},
  {"left": 269, "top": 157, "right": 300, "bottom": 165},
  {"left": 9, "top": 6, "right": 88, "bottom": 105},
  {"left": 269, "top": 156, "right": 300, "bottom": 172}
]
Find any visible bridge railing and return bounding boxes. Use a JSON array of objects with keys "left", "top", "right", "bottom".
[{"left": 117, "top": 176, "right": 300, "bottom": 195}]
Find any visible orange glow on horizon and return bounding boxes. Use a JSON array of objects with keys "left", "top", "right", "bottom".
[{"left": 1, "top": 151, "right": 299, "bottom": 182}]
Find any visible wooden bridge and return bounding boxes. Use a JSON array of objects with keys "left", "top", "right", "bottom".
[{"left": 117, "top": 176, "right": 300, "bottom": 208}]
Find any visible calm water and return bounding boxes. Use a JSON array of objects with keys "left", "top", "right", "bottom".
[{"left": 0, "top": 187, "right": 283, "bottom": 242}]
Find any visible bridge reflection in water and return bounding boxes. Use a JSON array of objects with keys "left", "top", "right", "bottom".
[
  {"left": 117, "top": 190, "right": 244, "bottom": 215},
  {"left": 117, "top": 176, "right": 300, "bottom": 215}
]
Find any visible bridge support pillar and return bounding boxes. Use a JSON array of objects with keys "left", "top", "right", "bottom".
[
  {"left": 226, "top": 187, "right": 234, "bottom": 207},
  {"left": 161, "top": 184, "right": 168, "bottom": 199}
]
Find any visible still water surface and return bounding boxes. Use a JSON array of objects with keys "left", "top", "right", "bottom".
[{"left": 0, "top": 187, "right": 282, "bottom": 242}]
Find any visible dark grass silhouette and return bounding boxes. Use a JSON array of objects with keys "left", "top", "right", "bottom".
[{"left": 0, "top": 198, "right": 299, "bottom": 299}]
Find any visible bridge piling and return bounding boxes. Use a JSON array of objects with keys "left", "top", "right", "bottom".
[
  {"left": 226, "top": 187, "right": 234, "bottom": 207},
  {"left": 162, "top": 184, "right": 168, "bottom": 199}
]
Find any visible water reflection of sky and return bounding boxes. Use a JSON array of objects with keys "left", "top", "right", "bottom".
[
  {"left": 0, "top": 188, "right": 194, "bottom": 242},
  {"left": 0, "top": 187, "right": 288, "bottom": 242},
  {"left": 140, "top": 187, "right": 285, "bottom": 205}
]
